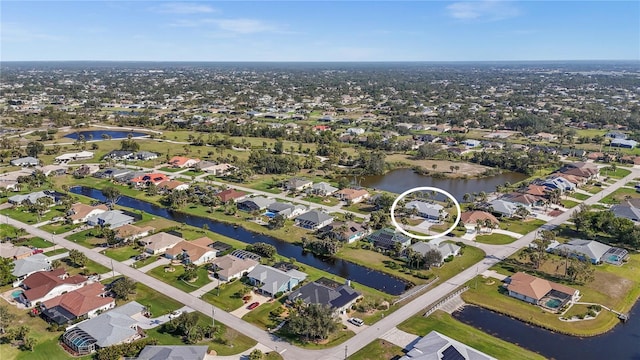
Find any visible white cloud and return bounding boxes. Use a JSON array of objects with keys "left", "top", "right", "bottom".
[
  {"left": 213, "top": 18, "right": 276, "bottom": 34},
  {"left": 447, "top": 0, "right": 520, "bottom": 21},
  {"left": 153, "top": 2, "right": 216, "bottom": 14}
]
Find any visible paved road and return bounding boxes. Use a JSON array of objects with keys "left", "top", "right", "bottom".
[{"left": 5, "top": 168, "right": 636, "bottom": 359}]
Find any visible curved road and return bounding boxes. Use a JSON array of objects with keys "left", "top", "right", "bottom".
[{"left": 5, "top": 167, "right": 636, "bottom": 359}]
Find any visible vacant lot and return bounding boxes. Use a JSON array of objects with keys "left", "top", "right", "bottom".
[{"left": 386, "top": 154, "right": 491, "bottom": 178}]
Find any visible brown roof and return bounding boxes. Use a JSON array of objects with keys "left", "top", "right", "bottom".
[
  {"left": 158, "top": 180, "right": 186, "bottom": 190},
  {"left": 22, "top": 269, "right": 88, "bottom": 302},
  {"left": 504, "top": 193, "right": 542, "bottom": 206},
  {"left": 524, "top": 184, "right": 548, "bottom": 196},
  {"left": 165, "top": 239, "right": 213, "bottom": 262},
  {"left": 552, "top": 173, "right": 582, "bottom": 185},
  {"left": 216, "top": 189, "right": 246, "bottom": 202},
  {"left": 114, "top": 224, "right": 155, "bottom": 240},
  {"left": 507, "top": 272, "right": 577, "bottom": 301},
  {"left": 0, "top": 243, "right": 33, "bottom": 259},
  {"left": 211, "top": 255, "right": 258, "bottom": 279},
  {"left": 336, "top": 188, "right": 369, "bottom": 200},
  {"left": 41, "top": 282, "right": 114, "bottom": 317},
  {"left": 68, "top": 203, "right": 108, "bottom": 221},
  {"left": 460, "top": 211, "right": 499, "bottom": 225}
]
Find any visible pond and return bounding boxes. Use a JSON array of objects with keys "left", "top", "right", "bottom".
[
  {"left": 361, "top": 168, "right": 528, "bottom": 200},
  {"left": 453, "top": 303, "right": 640, "bottom": 360},
  {"left": 64, "top": 130, "right": 149, "bottom": 140},
  {"left": 70, "top": 186, "right": 410, "bottom": 295}
]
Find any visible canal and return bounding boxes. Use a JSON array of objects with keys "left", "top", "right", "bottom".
[
  {"left": 361, "top": 168, "right": 528, "bottom": 200},
  {"left": 453, "top": 303, "right": 640, "bottom": 360},
  {"left": 64, "top": 130, "right": 149, "bottom": 140},
  {"left": 70, "top": 186, "right": 409, "bottom": 295}
]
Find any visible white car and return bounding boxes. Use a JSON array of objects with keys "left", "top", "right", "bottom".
[
  {"left": 348, "top": 317, "right": 364, "bottom": 327},
  {"left": 168, "top": 310, "right": 183, "bottom": 319}
]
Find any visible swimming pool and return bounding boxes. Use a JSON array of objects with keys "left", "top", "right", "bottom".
[
  {"left": 546, "top": 298, "right": 562, "bottom": 308},
  {"left": 264, "top": 211, "right": 276, "bottom": 218},
  {"left": 11, "top": 290, "right": 23, "bottom": 299}
]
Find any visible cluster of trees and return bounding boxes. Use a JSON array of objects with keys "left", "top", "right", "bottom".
[
  {"left": 111, "top": 277, "right": 137, "bottom": 300},
  {"left": 357, "top": 150, "right": 387, "bottom": 176},
  {"left": 161, "top": 312, "right": 218, "bottom": 345},
  {"left": 247, "top": 150, "right": 301, "bottom": 175},
  {"left": 178, "top": 265, "right": 199, "bottom": 282},
  {"left": 95, "top": 338, "right": 158, "bottom": 360},
  {"left": 470, "top": 150, "right": 559, "bottom": 175},
  {"left": 404, "top": 248, "right": 443, "bottom": 270},
  {"left": 267, "top": 214, "right": 286, "bottom": 229},
  {"left": 0, "top": 258, "right": 16, "bottom": 286},
  {"left": 571, "top": 205, "right": 640, "bottom": 249},
  {"left": 0, "top": 317, "right": 36, "bottom": 351},
  {"left": 68, "top": 249, "right": 89, "bottom": 268},
  {"left": 301, "top": 237, "right": 341, "bottom": 256},
  {"left": 119, "top": 138, "right": 140, "bottom": 151},
  {"left": 286, "top": 303, "right": 339, "bottom": 342},
  {"left": 246, "top": 242, "right": 277, "bottom": 258}
]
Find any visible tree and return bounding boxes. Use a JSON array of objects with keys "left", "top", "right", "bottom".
[
  {"left": 22, "top": 336, "right": 36, "bottom": 351},
  {"left": 0, "top": 257, "right": 16, "bottom": 286},
  {"left": 423, "top": 249, "right": 443, "bottom": 269},
  {"left": 50, "top": 259, "right": 62, "bottom": 269},
  {"left": 112, "top": 277, "right": 137, "bottom": 300},
  {"left": 249, "top": 349, "right": 264, "bottom": 360},
  {"left": 286, "top": 304, "right": 339, "bottom": 341},
  {"left": 268, "top": 214, "right": 286, "bottom": 230},
  {"left": 26, "top": 141, "right": 44, "bottom": 158},
  {"left": 514, "top": 206, "right": 530, "bottom": 219},
  {"left": 179, "top": 265, "right": 199, "bottom": 282},
  {"left": 246, "top": 242, "right": 276, "bottom": 258},
  {"left": 68, "top": 249, "right": 88, "bottom": 268},
  {"left": 0, "top": 305, "right": 15, "bottom": 333},
  {"left": 102, "top": 186, "right": 122, "bottom": 208}
]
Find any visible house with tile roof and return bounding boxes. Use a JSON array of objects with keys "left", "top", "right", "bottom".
[
  {"left": 505, "top": 272, "right": 579, "bottom": 310},
  {"left": 0, "top": 242, "right": 33, "bottom": 260},
  {"left": 113, "top": 224, "right": 155, "bottom": 242},
  {"left": 40, "top": 282, "right": 115, "bottom": 325},
  {"left": 335, "top": 188, "right": 370, "bottom": 204},
  {"left": 215, "top": 189, "right": 247, "bottom": 203},
  {"left": 129, "top": 173, "right": 169, "bottom": 188},
  {"left": 19, "top": 269, "right": 88, "bottom": 307},
  {"left": 157, "top": 179, "right": 189, "bottom": 192},
  {"left": 165, "top": 237, "right": 216, "bottom": 266},
  {"left": 139, "top": 232, "right": 184, "bottom": 255},
  {"left": 67, "top": 203, "right": 109, "bottom": 224},
  {"left": 168, "top": 156, "right": 200, "bottom": 168},
  {"left": 210, "top": 254, "right": 259, "bottom": 281}
]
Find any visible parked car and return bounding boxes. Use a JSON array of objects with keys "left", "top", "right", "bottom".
[
  {"left": 168, "top": 310, "right": 183, "bottom": 319},
  {"left": 247, "top": 302, "right": 260, "bottom": 310},
  {"left": 348, "top": 317, "right": 364, "bottom": 327},
  {"left": 32, "top": 248, "right": 44, "bottom": 254}
]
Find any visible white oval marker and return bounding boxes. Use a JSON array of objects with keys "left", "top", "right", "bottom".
[{"left": 390, "top": 186, "right": 462, "bottom": 240}]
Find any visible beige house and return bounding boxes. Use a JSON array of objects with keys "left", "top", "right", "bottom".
[
  {"left": 67, "top": 203, "right": 109, "bottom": 224},
  {"left": 210, "top": 254, "right": 259, "bottom": 281},
  {"left": 165, "top": 237, "right": 216, "bottom": 266},
  {"left": 139, "top": 232, "right": 184, "bottom": 255}
]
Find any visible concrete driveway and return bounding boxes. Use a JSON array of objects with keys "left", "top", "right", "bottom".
[
  {"left": 230, "top": 291, "right": 273, "bottom": 318},
  {"left": 338, "top": 313, "right": 369, "bottom": 334},
  {"left": 131, "top": 305, "right": 194, "bottom": 329}
]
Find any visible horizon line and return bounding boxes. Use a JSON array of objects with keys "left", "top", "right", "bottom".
[{"left": 1, "top": 59, "right": 639, "bottom": 63}]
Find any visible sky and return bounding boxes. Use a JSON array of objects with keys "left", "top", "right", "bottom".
[{"left": 1, "top": 1, "right": 639, "bottom": 61}]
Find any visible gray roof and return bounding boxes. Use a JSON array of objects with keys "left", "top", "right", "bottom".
[
  {"left": 554, "top": 239, "right": 612, "bottom": 262},
  {"left": 86, "top": 210, "right": 134, "bottom": 228},
  {"left": 135, "top": 151, "right": 158, "bottom": 160},
  {"left": 12, "top": 253, "right": 51, "bottom": 277},
  {"left": 136, "top": 345, "right": 208, "bottom": 360},
  {"left": 295, "top": 209, "right": 333, "bottom": 225},
  {"left": 239, "top": 196, "right": 274, "bottom": 210},
  {"left": 75, "top": 301, "right": 144, "bottom": 348},
  {"left": 287, "top": 178, "right": 312, "bottom": 188},
  {"left": 487, "top": 199, "right": 519, "bottom": 216},
  {"left": 611, "top": 204, "right": 640, "bottom": 222},
  {"left": 10, "top": 157, "right": 39, "bottom": 166},
  {"left": 288, "top": 281, "right": 361, "bottom": 310},
  {"left": 400, "top": 330, "right": 496, "bottom": 360},
  {"left": 267, "top": 202, "right": 295, "bottom": 212},
  {"left": 405, "top": 201, "right": 444, "bottom": 218},
  {"left": 247, "top": 264, "right": 307, "bottom": 295},
  {"left": 410, "top": 241, "right": 461, "bottom": 259},
  {"left": 8, "top": 191, "right": 54, "bottom": 204},
  {"left": 311, "top": 182, "right": 338, "bottom": 193}
]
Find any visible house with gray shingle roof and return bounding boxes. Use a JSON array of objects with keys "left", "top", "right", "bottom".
[
  {"left": 400, "top": 331, "right": 497, "bottom": 360},
  {"left": 285, "top": 177, "right": 313, "bottom": 192},
  {"left": 247, "top": 264, "right": 307, "bottom": 297},
  {"left": 611, "top": 202, "right": 640, "bottom": 222},
  {"left": 308, "top": 182, "right": 338, "bottom": 196},
  {"left": 136, "top": 345, "right": 208, "bottom": 360},
  {"left": 237, "top": 196, "right": 274, "bottom": 212},
  {"left": 294, "top": 209, "right": 334, "bottom": 230},
  {"left": 405, "top": 200, "right": 446, "bottom": 221},
  {"left": 266, "top": 202, "right": 307, "bottom": 219},
  {"left": 10, "top": 156, "right": 39, "bottom": 167},
  {"left": 550, "top": 239, "right": 628, "bottom": 265},
  {"left": 287, "top": 278, "right": 362, "bottom": 314},
  {"left": 408, "top": 241, "right": 461, "bottom": 266},
  {"left": 12, "top": 253, "right": 52, "bottom": 285},
  {"left": 86, "top": 210, "right": 135, "bottom": 229}
]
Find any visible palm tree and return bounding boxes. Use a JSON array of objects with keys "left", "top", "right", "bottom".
[{"left": 462, "top": 193, "right": 471, "bottom": 203}]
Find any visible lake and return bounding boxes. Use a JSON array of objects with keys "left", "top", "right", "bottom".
[
  {"left": 64, "top": 130, "right": 149, "bottom": 140},
  {"left": 453, "top": 303, "right": 640, "bottom": 360},
  {"left": 70, "top": 186, "right": 410, "bottom": 295},
  {"left": 361, "top": 168, "right": 528, "bottom": 200}
]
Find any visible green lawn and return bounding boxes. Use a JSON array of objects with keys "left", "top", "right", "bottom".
[
  {"left": 242, "top": 297, "right": 286, "bottom": 330},
  {"left": 303, "top": 195, "right": 340, "bottom": 206},
  {"left": 600, "top": 166, "right": 631, "bottom": 179},
  {"left": 201, "top": 279, "right": 247, "bottom": 312},
  {"left": 475, "top": 233, "right": 518, "bottom": 245},
  {"left": 348, "top": 339, "right": 405, "bottom": 360},
  {"left": 65, "top": 228, "right": 104, "bottom": 248},
  {"left": 560, "top": 199, "right": 580, "bottom": 208},
  {"left": 39, "top": 222, "right": 83, "bottom": 234},
  {"left": 133, "top": 282, "right": 184, "bottom": 316},
  {"left": 0, "top": 206, "right": 65, "bottom": 225},
  {"left": 601, "top": 187, "right": 640, "bottom": 204},
  {"left": 182, "top": 170, "right": 203, "bottom": 177},
  {"left": 44, "top": 248, "right": 68, "bottom": 256},
  {"left": 62, "top": 257, "right": 111, "bottom": 276},
  {"left": 0, "top": 223, "right": 19, "bottom": 238},
  {"left": 21, "top": 237, "right": 54, "bottom": 248},
  {"left": 133, "top": 255, "right": 159, "bottom": 268},
  {"left": 498, "top": 218, "right": 546, "bottom": 235},
  {"left": 103, "top": 245, "right": 141, "bottom": 262},
  {"left": 148, "top": 264, "right": 213, "bottom": 293},
  {"left": 429, "top": 246, "right": 485, "bottom": 287},
  {"left": 158, "top": 166, "right": 183, "bottom": 173},
  {"left": 398, "top": 311, "right": 545, "bottom": 360},
  {"left": 571, "top": 192, "right": 590, "bottom": 201}
]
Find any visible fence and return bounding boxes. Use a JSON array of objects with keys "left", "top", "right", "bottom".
[{"left": 423, "top": 286, "right": 469, "bottom": 317}]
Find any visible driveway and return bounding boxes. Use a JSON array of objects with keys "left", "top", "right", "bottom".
[
  {"left": 131, "top": 305, "right": 195, "bottom": 329},
  {"left": 230, "top": 291, "right": 272, "bottom": 318},
  {"left": 338, "top": 313, "right": 369, "bottom": 334}
]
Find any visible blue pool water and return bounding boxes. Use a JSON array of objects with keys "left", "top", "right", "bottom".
[
  {"left": 264, "top": 211, "right": 276, "bottom": 218},
  {"left": 546, "top": 298, "right": 562, "bottom": 308},
  {"left": 11, "top": 290, "right": 22, "bottom": 299}
]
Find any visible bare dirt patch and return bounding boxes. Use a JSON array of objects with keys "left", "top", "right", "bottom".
[{"left": 587, "top": 271, "right": 633, "bottom": 303}]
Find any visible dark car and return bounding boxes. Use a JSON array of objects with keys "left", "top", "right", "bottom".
[{"left": 247, "top": 302, "right": 260, "bottom": 310}]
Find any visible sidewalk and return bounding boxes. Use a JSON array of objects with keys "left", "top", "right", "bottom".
[
  {"left": 138, "top": 257, "right": 170, "bottom": 273},
  {"left": 190, "top": 276, "right": 223, "bottom": 298}
]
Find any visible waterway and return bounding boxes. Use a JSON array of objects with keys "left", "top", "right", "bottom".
[
  {"left": 361, "top": 168, "right": 528, "bottom": 200},
  {"left": 64, "top": 130, "right": 149, "bottom": 140},
  {"left": 453, "top": 304, "right": 640, "bottom": 360},
  {"left": 70, "top": 186, "right": 409, "bottom": 295}
]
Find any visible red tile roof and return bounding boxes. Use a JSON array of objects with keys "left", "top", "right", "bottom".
[
  {"left": 41, "top": 282, "right": 114, "bottom": 317},
  {"left": 22, "top": 269, "right": 88, "bottom": 303},
  {"left": 216, "top": 189, "right": 246, "bottom": 202}
]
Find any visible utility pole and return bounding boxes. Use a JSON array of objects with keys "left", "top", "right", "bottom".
[
  {"left": 345, "top": 345, "right": 348, "bottom": 359},
  {"left": 111, "top": 259, "right": 115, "bottom": 278},
  {"left": 211, "top": 307, "right": 215, "bottom": 328}
]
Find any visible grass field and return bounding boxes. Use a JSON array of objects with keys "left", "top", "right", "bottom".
[
  {"left": 348, "top": 339, "right": 405, "bottom": 360},
  {"left": 201, "top": 279, "right": 247, "bottom": 312},
  {"left": 571, "top": 192, "right": 591, "bottom": 201},
  {"left": 600, "top": 166, "right": 631, "bottom": 179},
  {"left": 20, "top": 237, "right": 54, "bottom": 248},
  {"left": 398, "top": 310, "right": 544, "bottom": 360},
  {"left": 560, "top": 199, "right": 580, "bottom": 208},
  {"left": 600, "top": 187, "right": 640, "bottom": 204},
  {"left": 474, "top": 233, "right": 518, "bottom": 245},
  {"left": 103, "top": 245, "right": 141, "bottom": 262},
  {"left": 148, "top": 264, "right": 213, "bottom": 293},
  {"left": 498, "top": 218, "right": 546, "bottom": 235}
]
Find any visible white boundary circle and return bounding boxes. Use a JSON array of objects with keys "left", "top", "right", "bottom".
[{"left": 390, "top": 186, "right": 462, "bottom": 240}]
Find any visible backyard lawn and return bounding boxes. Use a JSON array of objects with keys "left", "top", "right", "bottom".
[
  {"left": 148, "top": 264, "right": 212, "bottom": 293},
  {"left": 474, "top": 233, "right": 518, "bottom": 245},
  {"left": 397, "top": 311, "right": 544, "bottom": 360}
]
